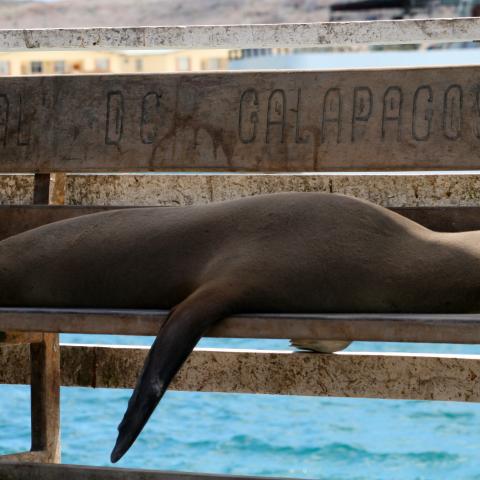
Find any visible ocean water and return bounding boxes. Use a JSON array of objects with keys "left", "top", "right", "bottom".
[{"left": 1, "top": 337, "right": 480, "bottom": 479}]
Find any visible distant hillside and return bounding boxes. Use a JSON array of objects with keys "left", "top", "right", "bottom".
[{"left": 0, "top": 0, "right": 330, "bottom": 29}]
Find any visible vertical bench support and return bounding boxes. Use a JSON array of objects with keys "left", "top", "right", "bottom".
[
  {"left": 30, "top": 333, "right": 61, "bottom": 462},
  {"left": 0, "top": 173, "right": 64, "bottom": 463}
]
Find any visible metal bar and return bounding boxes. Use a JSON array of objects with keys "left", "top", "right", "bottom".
[
  {"left": 0, "top": 17, "right": 479, "bottom": 51},
  {"left": 0, "top": 462, "right": 303, "bottom": 480},
  {"left": 1, "top": 308, "right": 480, "bottom": 343}
]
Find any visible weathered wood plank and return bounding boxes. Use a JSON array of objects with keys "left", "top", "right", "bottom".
[
  {"left": 0, "top": 204, "right": 479, "bottom": 241},
  {"left": 0, "top": 18, "right": 479, "bottom": 51},
  {"left": 0, "top": 462, "right": 299, "bottom": 480},
  {"left": 1, "top": 309, "right": 480, "bottom": 344},
  {"left": 1, "top": 344, "right": 479, "bottom": 402},
  {"left": 0, "top": 68, "right": 480, "bottom": 173}
]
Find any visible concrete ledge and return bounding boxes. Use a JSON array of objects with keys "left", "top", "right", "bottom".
[
  {"left": 3, "top": 173, "right": 480, "bottom": 209},
  {"left": 0, "top": 175, "right": 33, "bottom": 205},
  {"left": 65, "top": 173, "right": 480, "bottom": 208},
  {"left": 1, "top": 344, "right": 479, "bottom": 402},
  {"left": 0, "top": 18, "right": 479, "bottom": 51}
]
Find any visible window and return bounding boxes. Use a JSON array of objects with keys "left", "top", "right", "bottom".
[
  {"left": 0, "top": 61, "right": 9, "bottom": 75},
  {"left": 31, "top": 61, "right": 43, "bottom": 74},
  {"left": 135, "top": 59, "right": 143, "bottom": 72},
  {"left": 176, "top": 56, "right": 191, "bottom": 71},
  {"left": 95, "top": 58, "right": 110, "bottom": 72},
  {"left": 205, "top": 58, "right": 220, "bottom": 70},
  {"left": 54, "top": 61, "right": 65, "bottom": 74},
  {"left": 228, "top": 50, "right": 243, "bottom": 60}
]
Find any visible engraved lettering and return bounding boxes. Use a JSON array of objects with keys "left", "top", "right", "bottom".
[
  {"left": 321, "top": 88, "right": 342, "bottom": 143},
  {"left": 140, "top": 92, "right": 162, "bottom": 144},
  {"left": 266, "top": 89, "right": 286, "bottom": 144},
  {"left": 105, "top": 91, "right": 124, "bottom": 145},
  {"left": 474, "top": 90, "right": 480, "bottom": 139},
  {"left": 351, "top": 86, "right": 372, "bottom": 142},
  {"left": 17, "top": 95, "right": 30, "bottom": 146},
  {"left": 412, "top": 85, "right": 433, "bottom": 141},
  {"left": 238, "top": 88, "right": 258, "bottom": 144},
  {"left": 443, "top": 84, "right": 462, "bottom": 140},
  {"left": 0, "top": 95, "right": 8, "bottom": 147},
  {"left": 295, "top": 88, "right": 308, "bottom": 144},
  {"left": 381, "top": 86, "right": 402, "bottom": 141}
]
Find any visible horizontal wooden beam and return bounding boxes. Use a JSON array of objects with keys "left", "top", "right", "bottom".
[
  {"left": 0, "top": 18, "right": 479, "bottom": 51},
  {"left": 389, "top": 206, "right": 480, "bottom": 233},
  {"left": 0, "top": 462, "right": 297, "bottom": 480},
  {"left": 1, "top": 344, "right": 479, "bottom": 402},
  {"left": 0, "top": 204, "right": 479, "bottom": 242},
  {"left": 0, "top": 331, "right": 43, "bottom": 344},
  {"left": 1, "top": 308, "right": 480, "bottom": 343},
  {"left": 1, "top": 68, "right": 480, "bottom": 172},
  {"left": 0, "top": 205, "right": 117, "bottom": 240}
]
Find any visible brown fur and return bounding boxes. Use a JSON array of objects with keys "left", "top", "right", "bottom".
[{"left": 0, "top": 192, "right": 478, "bottom": 460}]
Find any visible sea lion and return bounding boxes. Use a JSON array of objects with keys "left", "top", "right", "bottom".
[{"left": 0, "top": 192, "right": 478, "bottom": 461}]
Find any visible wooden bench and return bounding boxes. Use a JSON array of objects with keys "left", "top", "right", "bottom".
[{"left": 2, "top": 17, "right": 480, "bottom": 479}]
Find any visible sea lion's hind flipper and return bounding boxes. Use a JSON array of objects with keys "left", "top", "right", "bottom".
[{"left": 110, "top": 286, "right": 234, "bottom": 463}]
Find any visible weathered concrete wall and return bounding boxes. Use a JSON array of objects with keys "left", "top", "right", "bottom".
[
  {"left": 3, "top": 173, "right": 480, "bottom": 208},
  {"left": 0, "top": 175, "right": 33, "bottom": 205},
  {"left": 65, "top": 173, "right": 480, "bottom": 208},
  {"left": 1, "top": 18, "right": 480, "bottom": 51},
  {"left": 1, "top": 344, "right": 479, "bottom": 402},
  {"left": 3, "top": 70, "right": 480, "bottom": 173}
]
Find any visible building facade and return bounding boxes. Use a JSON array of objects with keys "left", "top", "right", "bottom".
[{"left": 0, "top": 49, "right": 230, "bottom": 76}]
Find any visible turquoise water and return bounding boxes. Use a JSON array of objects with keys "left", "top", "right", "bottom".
[{"left": 2, "top": 337, "right": 480, "bottom": 478}]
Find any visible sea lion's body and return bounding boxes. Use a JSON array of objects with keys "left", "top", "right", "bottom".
[
  {"left": 1, "top": 192, "right": 478, "bottom": 313},
  {"left": 0, "top": 192, "right": 479, "bottom": 460}
]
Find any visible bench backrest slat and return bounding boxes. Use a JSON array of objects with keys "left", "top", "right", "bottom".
[
  {"left": 0, "top": 66, "right": 477, "bottom": 173},
  {"left": 0, "top": 205, "right": 479, "bottom": 241}
]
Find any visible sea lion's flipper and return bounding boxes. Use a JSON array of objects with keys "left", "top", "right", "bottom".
[
  {"left": 110, "top": 286, "right": 234, "bottom": 463},
  {"left": 290, "top": 339, "right": 352, "bottom": 353}
]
